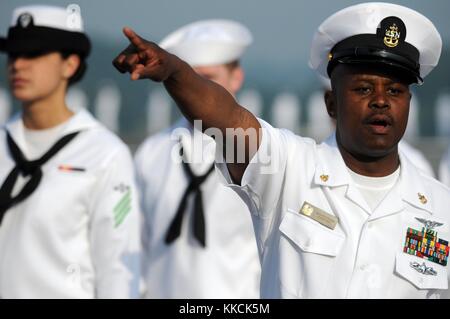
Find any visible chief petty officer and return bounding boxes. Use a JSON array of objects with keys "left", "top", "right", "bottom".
[{"left": 113, "top": 2, "right": 450, "bottom": 298}]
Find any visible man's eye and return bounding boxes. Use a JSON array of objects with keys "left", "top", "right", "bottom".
[
  {"left": 388, "top": 88, "right": 402, "bottom": 95},
  {"left": 354, "top": 87, "right": 371, "bottom": 94}
]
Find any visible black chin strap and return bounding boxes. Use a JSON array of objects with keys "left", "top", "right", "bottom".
[
  {"left": 0, "top": 131, "right": 79, "bottom": 225},
  {"left": 165, "top": 146, "right": 214, "bottom": 248}
]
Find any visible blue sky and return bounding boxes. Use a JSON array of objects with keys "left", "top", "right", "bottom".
[{"left": 1, "top": 0, "right": 449, "bottom": 78}]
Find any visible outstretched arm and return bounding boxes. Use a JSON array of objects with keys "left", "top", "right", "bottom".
[{"left": 113, "top": 28, "right": 261, "bottom": 184}]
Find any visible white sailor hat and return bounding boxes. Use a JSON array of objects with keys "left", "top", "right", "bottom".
[
  {"left": 159, "top": 19, "right": 253, "bottom": 67},
  {"left": 309, "top": 2, "right": 442, "bottom": 84},
  {"left": 0, "top": 5, "right": 91, "bottom": 57}
]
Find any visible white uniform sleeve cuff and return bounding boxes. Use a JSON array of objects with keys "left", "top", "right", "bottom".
[{"left": 215, "top": 118, "right": 286, "bottom": 216}]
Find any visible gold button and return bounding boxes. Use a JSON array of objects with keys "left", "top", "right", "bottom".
[
  {"left": 418, "top": 193, "right": 428, "bottom": 205},
  {"left": 320, "top": 174, "right": 329, "bottom": 182}
]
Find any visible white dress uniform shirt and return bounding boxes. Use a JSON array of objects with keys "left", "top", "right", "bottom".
[
  {"left": 135, "top": 119, "right": 260, "bottom": 299},
  {"left": 399, "top": 141, "right": 435, "bottom": 178},
  {"left": 216, "top": 119, "right": 450, "bottom": 298},
  {"left": 439, "top": 146, "right": 450, "bottom": 187},
  {"left": 0, "top": 109, "right": 140, "bottom": 298}
]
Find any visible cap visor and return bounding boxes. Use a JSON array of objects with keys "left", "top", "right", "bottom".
[{"left": 335, "top": 57, "right": 422, "bottom": 85}]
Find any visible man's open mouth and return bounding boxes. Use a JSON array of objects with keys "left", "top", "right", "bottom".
[{"left": 365, "top": 114, "right": 393, "bottom": 133}]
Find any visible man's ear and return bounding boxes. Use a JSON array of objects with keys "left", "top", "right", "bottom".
[
  {"left": 229, "top": 66, "right": 244, "bottom": 95},
  {"left": 62, "top": 54, "right": 81, "bottom": 80},
  {"left": 324, "top": 90, "right": 337, "bottom": 119}
]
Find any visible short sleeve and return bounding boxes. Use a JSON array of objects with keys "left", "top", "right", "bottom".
[{"left": 215, "top": 119, "right": 289, "bottom": 219}]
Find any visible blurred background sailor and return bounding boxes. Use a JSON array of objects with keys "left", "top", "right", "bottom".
[
  {"left": 0, "top": 5, "right": 140, "bottom": 298},
  {"left": 135, "top": 19, "right": 260, "bottom": 299}
]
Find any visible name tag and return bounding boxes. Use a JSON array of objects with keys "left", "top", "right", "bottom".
[{"left": 299, "top": 201, "right": 338, "bottom": 230}]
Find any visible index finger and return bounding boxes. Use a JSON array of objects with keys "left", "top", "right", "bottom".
[{"left": 123, "top": 27, "right": 146, "bottom": 50}]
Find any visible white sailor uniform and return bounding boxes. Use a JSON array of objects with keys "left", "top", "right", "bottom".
[
  {"left": 0, "top": 110, "right": 141, "bottom": 298},
  {"left": 135, "top": 119, "right": 260, "bottom": 299}
]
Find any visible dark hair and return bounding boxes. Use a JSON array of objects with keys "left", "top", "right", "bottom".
[
  {"left": 60, "top": 51, "right": 87, "bottom": 85},
  {"left": 225, "top": 60, "right": 240, "bottom": 71}
]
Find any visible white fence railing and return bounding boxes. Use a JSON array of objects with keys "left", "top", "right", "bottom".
[{"left": 1, "top": 85, "right": 449, "bottom": 140}]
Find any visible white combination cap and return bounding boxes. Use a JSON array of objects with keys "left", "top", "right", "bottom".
[
  {"left": 309, "top": 2, "right": 442, "bottom": 84},
  {"left": 0, "top": 4, "right": 90, "bottom": 57},
  {"left": 160, "top": 19, "right": 253, "bottom": 67}
]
